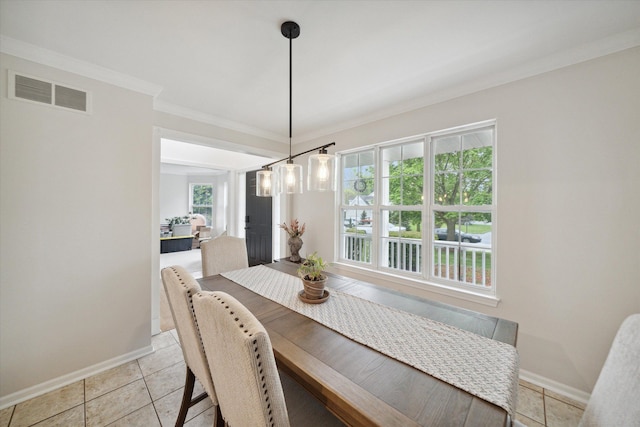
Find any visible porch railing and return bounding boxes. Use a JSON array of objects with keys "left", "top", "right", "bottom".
[{"left": 342, "top": 234, "right": 492, "bottom": 287}]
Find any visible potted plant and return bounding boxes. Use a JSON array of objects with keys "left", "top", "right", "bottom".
[
  {"left": 166, "top": 215, "right": 192, "bottom": 237},
  {"left": 297, "top": 252, "right": 328, "bottom": 301}
]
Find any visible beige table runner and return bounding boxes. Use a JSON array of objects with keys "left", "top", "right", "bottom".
[{"left": 221, "top": 265, "right": 519, "bottom": 416}]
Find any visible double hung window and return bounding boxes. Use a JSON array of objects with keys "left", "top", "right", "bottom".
[
  {"left": 337, "top": 121, "right": 495, "bottom": 297},
  {"left": 190, "top": 183, "right": 214, "bottom": 225}
]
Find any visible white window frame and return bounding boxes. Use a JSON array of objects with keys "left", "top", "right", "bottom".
[
  {"left": 336, "top": 120, "right": 497, "bottom": 305},
  {"left": 189, "top": 183, "right": 214, "bottom": 226}
]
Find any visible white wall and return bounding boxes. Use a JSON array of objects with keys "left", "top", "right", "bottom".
[
  {"left": 0, "top": 54, "right": 154, "bottom": 404},
  {"left": 159, "top": 173, "right": 189, "bottom": 223},
  {"left": 293, "top": 47, "right": 640, "bottom": 397}
]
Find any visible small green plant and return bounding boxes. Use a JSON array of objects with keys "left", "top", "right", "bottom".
[
  {"left": 166, "top": 215, "right": 191, "bottom": 228},
  {"left": 297, "top": 252, "right": 327, "bottom": 281}
]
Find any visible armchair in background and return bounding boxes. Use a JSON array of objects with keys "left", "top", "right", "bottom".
[
  {"left": 189, "top": 214, "right": 206, "bottom": 234},
  {"left": 193, "top": 226, "right": 213, "bottom": 248},
  {"left": 189, "top": 214, "right": 211, "bottom": 248}
]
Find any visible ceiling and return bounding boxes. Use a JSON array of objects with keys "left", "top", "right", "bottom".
[
  {"left": 160, "top": 138, "right": 273, "bottom": 174},
  {"left": 1, "top": 0, "right": 639, "bottom": 148}
]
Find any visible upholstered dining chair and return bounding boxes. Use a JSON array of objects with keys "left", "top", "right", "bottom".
[
  {"left": 192, "top": 291, "right": 345, "bottom": 426},
  {"left": 200, "top": 235, "right": 249, "bottom": 277},
  {"left": 161, "top": 266, "right": 223, "bottom": 427},
  {"left": 578, "top": 313, "right": 640, "bottom": 426}
]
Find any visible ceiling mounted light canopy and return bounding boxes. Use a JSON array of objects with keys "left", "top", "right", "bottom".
[{"left": 256, "top": 21, "right": 337, "bottom": 197}]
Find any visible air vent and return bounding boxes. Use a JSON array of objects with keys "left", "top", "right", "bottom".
[
  {"left": 9, "top": 71, "right": 91, "bottom": 114},
  {"left": 54, "top": 85, "right": 87, "bottom": 111},
  {"left": 15, "top": 74, "right": 52, "bottom": 104}
]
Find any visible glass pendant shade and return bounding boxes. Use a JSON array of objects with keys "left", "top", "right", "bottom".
[
  {"left": 307, "top": 152, "right": 336, "bottom": 191},
  {"left": 278, "top": 163, "right": 303, "bottom": 194},
  {"left": 256, "top": 169, "right": 276, "bottom": 197}
]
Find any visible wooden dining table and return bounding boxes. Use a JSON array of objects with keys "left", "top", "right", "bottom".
[{"left": 198, "top": 260, "right": 518, "bottom": 427}]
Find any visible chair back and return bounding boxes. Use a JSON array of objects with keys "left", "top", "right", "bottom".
[
  {"left": 201, "top": 235, "right": 249, "bottom": 277},
  {"left": 190, "top": 214, "right": 206, "bottom": 234},
  {"left": 193, "top": 291, "right": 290, "bottom": 427},
  {"left": 196, "top": 226, "right": 212, "bottom": 240},
  {"left": 579, "top": 313, "right": 640, "bottom": 426},
  {"left": 161, "top": 266, "right": 217, "bottom": 404}
]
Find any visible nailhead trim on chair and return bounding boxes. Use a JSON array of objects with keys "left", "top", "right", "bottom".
[
  {"left": 162, "top": 266, "right": 224, "bottom": 427},
  {"left": 209, "top": 292, "right": 275, "bottom": 427},
  {"left": 171, "top": 267, "right": 209, "bottom": 354}
]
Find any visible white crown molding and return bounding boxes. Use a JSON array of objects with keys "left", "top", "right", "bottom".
[
  {"left": 0, "top": 35, "right": 163, "bottom": 97},
  {"left": 295, "top": 28, "right": 640, "bottom": 143},
  {"left": 153, "top": 99, "right": 287, "bottom": 145},
  {"left": 3, "top": 27, "right": 637, "bottom": 145}
]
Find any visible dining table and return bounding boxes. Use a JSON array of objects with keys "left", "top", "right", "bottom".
[{"left": 198, "top": 259, "right": 519, "bottom": 427}]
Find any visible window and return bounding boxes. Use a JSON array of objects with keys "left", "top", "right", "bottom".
[
  {"left": 338, "top": 121, "right": 496, "bottom": 298},
  {"left": 339, "top": 151, "right": 375, "bottom": 264},
  {"left": 190, "top": 183, "right": 214, "bottom": 225},
  {"left": 380, "top": 141, "right": 424, "bottom": 273}
]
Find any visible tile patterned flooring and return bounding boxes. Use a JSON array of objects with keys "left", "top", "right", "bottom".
[
  {"left": 0, "top": 331, "right": 216, "bottom": 427},
  {"left": 0, "top": 328, "right": 586, "bottom": 427},
  {"left": 515, "top": 380, "right": 585, "bottom": 427}
]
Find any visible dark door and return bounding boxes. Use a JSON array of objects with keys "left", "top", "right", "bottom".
[{"left": 245, "top": 170, "right": 273, "bottom": 266}]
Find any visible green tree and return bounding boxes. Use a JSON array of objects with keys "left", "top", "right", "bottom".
[
  {"left": 192, "top": 184, "right": 213, "bottom": 225},
  {"left": 434, "top": 145, "right": 492, "bottom": 239},
  {"left": 388, "top": 157, "right": 423, "bottom": 231},
  {"left": 193, "top": 184, "right": 213, "bottom": 205}
]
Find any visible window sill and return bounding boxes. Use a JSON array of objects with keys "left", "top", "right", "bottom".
[{"left": 330, "top": 262, "right": 500, "bottom": 308}]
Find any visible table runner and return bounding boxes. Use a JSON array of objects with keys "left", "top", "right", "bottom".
[{"left": 221, "top": 265, "right": 519, "bottom": 416}]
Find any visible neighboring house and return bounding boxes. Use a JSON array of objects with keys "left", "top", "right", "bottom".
[{"left": 343, "top": 193, "right": 373, "bottom": 225}]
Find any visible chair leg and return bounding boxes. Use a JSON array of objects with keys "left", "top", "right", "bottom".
[
  {"left": 213, "top": 403, "right": 223, "bottom": 427},
  {"left": 175, "top": 367, "right": 220, "bottom": 426},
  {"left": 175, "top": 367, "right": 197, "bottom": 427}
]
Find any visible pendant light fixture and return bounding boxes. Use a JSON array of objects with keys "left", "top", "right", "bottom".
[
  {"left": 307, "top": 147, "right": 336, "bottom": 192},
  {"left": 256, "top": 21, "right": 337, "bottom": 197}
]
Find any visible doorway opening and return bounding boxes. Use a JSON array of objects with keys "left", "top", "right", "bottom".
[{"left": 152, "top": 131, "right": 280, "bottom": 334}]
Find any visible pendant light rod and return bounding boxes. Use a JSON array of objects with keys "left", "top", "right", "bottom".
[
  {"left": 260, "top": 142, "right": 336, "bottom": 170},
  {"left": 282, "top": 21, "right": 299, "bottom": 163},
  {"left": 288, "top": 27, "right": 292, "bottom": 161}
]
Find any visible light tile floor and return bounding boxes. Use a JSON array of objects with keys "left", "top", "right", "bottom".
[
  {"left": 515, "top": 380, "right": 585, "bottom": 427},
  {"left": 1, "top": 328, "right": 586, "bottom": 427},
  {"left": 0, "top": 330, "right": 216, "bottom": 427}
]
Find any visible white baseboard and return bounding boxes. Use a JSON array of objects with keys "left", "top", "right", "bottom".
[
  {"left": 519, "top": 369, "right": 590, "bottom": 405},
  {"left": 0, "top": 345, "right": 154, "bottom": 410}
]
